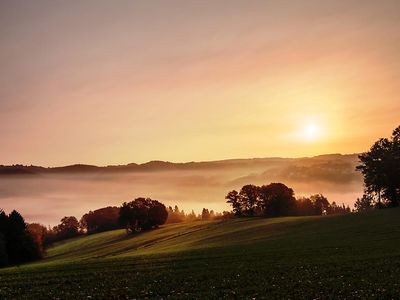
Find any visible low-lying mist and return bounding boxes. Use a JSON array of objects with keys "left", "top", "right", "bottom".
[{"left": 0, "top": 154, "right": 363, "bottom": 226}]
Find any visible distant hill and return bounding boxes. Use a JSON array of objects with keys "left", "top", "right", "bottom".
[{"left": 0, "top": 153, "right": 359, "bottom": 175}]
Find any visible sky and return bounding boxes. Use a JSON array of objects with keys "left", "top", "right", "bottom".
[{"left": 1, "top": 0, "right": 400, "bottom": 166}]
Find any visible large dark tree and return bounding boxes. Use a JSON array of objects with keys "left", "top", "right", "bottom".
[
  {"left": 6, "top": 210, "right": 28, "bottom": 263},
  {"left": 239, "top": 185, "right": 260, "bottom": 216},
  {"left": 354, "top": 194, "right": 374, "bottom": 212},
  {"left": 5, "top": 210, "right": 41, "bottom": 264},
  {"left": 0, "top": 210, "right": 7, "bottom": 235},
  {"left": 356, "top": 125, "right": 400, "bottom": 207},
  {"left": 148, "top": 203, "right": 169, "bottom": 227},
  {"left": 80, "top": 207, "right": 120, "bottom": 234},
  {"left": 259, "top": 183, "right": 296, "bottom": 217},
  {"left": 119, "top": 198, "right": 167, "bottom": 232}
]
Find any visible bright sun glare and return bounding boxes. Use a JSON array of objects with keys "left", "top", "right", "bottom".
[{"left": 303, "top": 123, "right": 320, "bottom": 141}]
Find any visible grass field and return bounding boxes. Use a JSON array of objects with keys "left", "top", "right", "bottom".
[{"left": 1, "top": 208, "right": 400, "bottom": 299}]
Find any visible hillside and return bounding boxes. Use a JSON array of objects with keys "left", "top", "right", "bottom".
[{"left": 1, "top": 208, "right": 400, "bottom": 299}]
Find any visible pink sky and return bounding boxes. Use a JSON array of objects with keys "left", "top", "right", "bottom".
[{"left": 1, "top": 0, "right": 399, "bottom": 166}]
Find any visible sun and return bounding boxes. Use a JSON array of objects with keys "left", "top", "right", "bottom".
[{"left": 302, "top": 123, "right": 321, "bottom": 141}]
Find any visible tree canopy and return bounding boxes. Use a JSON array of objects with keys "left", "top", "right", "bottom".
[
  {"left": 80, "top": 206, "right": 120, "bottom": 234},
  {"left": 53, "top": 216, "right": 81, "bottom": 240},
  {"left": 356, "top": 125, "right": 400, "bottom": 207},
  {"left": 119, "top": 198, "right": 168, "bottom": 232},
  {"left": 259, "top": 183, "right": 296, "bottom": 217}
]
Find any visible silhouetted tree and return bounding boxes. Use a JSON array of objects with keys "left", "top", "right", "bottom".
[
  {"left": 148, "top": 202, "right": 168, "bottom": 228},
  {"left": 119, "top": 198, "right": 167, "bottom": 232},
  {"left": 225, "top": 190, "right": 241, "bottom": 216},
  {"left": 6, "top": 210, "right": 27, "bottom": 263},
  {"left": 310, "top": 194, "right": 330, "bottom": 215},
  {"left": 296, "top": 197, "right": 315, "bottom": 216},
  {"left": 5, "top": 210, "right": 41, "bottom": 264},
  {"left": 43, "top": 226, "right": 58, "bottom": 246},
  {"left": 54, "top": 216, "right": 80, "bottom": 240},
  {"left": 259, "top": 183, "right": 296, "bottom": 217},
  {"left": 327, "top": 201, "right": 351, "bottom": 215},
  {"left": 354, "top": 194, "right": 374, "bottom": 212},
  {"left": 0, "top": 210, "right": 7, "bottom": 235},
  {"left": 27, "top": 223, "right": 47, "bottom": 256},
  {"left": 226, "top": 183, "right": 343, "bottom": 217},
  {"left": 239, "top": 184, "right": 260, "bottom": 216},
  {"left": 356, "top": 125, "right": 400, "bottom": 207},
  {"left": 80, "top": 207, "right": 120, "bottom": 234}
]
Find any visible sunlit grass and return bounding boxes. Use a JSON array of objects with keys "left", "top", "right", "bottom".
[{"left": 1, "top": 209, "right": 400, "bottom": 298}]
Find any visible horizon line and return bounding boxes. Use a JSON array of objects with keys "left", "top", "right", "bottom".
[{"left": 2, "top": 152, "right": 360, "bottom": 169}]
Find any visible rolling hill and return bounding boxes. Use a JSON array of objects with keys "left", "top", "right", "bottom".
[{"left": 1, "top": 208, "right": 400, "bottom": 299}]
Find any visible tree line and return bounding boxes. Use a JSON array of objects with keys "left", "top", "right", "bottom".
[
  {"left": 44, "top": 199, "right": 224, "bottom": 244},
  {"left": 44, "top": 198, "right": 171, "bottom": 243},
  {"left": 166, "top": 205, "right": 230, "bottom": 223},
  {"left": 226, "top": 182, "right": 350, "bottom": 217},
  {"left": 0, "top": 197, "right": 224, "bottom": 267}
]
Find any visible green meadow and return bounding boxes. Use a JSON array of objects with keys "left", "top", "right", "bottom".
[{"left": 1, "top": 208, "right": 400, "bottom": 299}]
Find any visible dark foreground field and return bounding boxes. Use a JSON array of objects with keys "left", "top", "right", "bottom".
[{"left": 1, "top": 209, "right": 400, "bottom": 299}]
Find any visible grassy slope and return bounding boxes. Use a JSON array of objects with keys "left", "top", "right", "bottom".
[{"left": 1, "top": 209, "right": 400, "bottom": 299}]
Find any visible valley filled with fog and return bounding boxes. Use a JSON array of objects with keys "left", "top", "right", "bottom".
[{"left": 0, "top": 154, "right": 363, "bottom": 225}]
